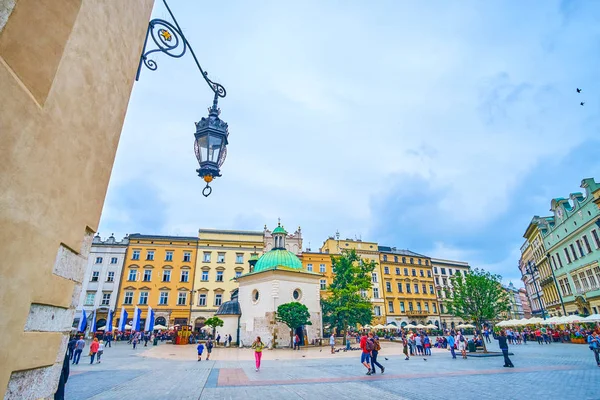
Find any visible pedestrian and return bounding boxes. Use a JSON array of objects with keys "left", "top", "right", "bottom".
[
  {"left": 216, "top": 333, "right": 221, "bottom": 346},
  {"left": 415, "top": 334, "right": 423, "bottom": 355},
  {"left": 495, "top": 329, "right": 514, "bottom": 368},
  {"left": 535, "top": 328, "right": 542, "bottom": 344},
  {"left": 105, "top": 332, "right": 112, "bottom": 348},
  {"left": 197, "top": 342, "right": 204, "bottom": 361},
  {"left": 251, "top": 336, "right": 265, "bottom": 372},
  {"left": 447, "top": 331, "right": 457, "bottom": 359},
  {"left": 408, "top": 334, "right": 415, "bottom": 356},
  {"left": 541, "top": 326, "right": 550, "bottom": 345},
  {"left": 53, "top": 350, "right": 70, "bottom": 400},
  {"left": 369, "top": 332, "right": 385, "bottom": 374},
  {"left": 228, "top": 334, "right": 233, "bottom": 347},
  {"left": 72, "top": 336, "right": 85, "bottom": 365},
  {"left": 457, "top": 331, "right": 467, "bottom": 359},
  {"left": 346, "top": 332, "right": 352, "bottom": 351},
  {"left": 96, "top": 340, "right": 105, "bottom": 363},
  {"left": 402, "top": 335, "right": 410, "bottom": 360},
  {"left": 294, "top": 333, "right": 300, "bottom": 350},
  {"left": 206, "top": 338, "right": 213, "bottom": 360},
  {"left": 329, "top": 333, "right": 336, "bottom": 354},
  {"left": 359, "top": 332, "right": 373, "bottom": 375},
  {"left": 89, "top": 337, "right": 100, "bottom": 364},
  {"left": 67, "top": 336, "right": 77, "bottom": 361},
  {"left": 423, "top": 334, "right": 431, "bottom": 356},
  {"left": 144, "top": 332, "right": 149, "bottom": 347},
  {"left": 484, "top": 328, "right": 491, "bottom": 343},
  {"left": 132, "top": 334, "right": 138, "bottom": 349},
  {"left": 587, "top": 331, "right": 600, "bottom": 367}
]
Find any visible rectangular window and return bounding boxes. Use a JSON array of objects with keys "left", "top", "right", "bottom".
[
  {"left": 442, "top": 277, "right": 448, "bottom": 286},
  {"left": 85, "top": 292, "right": 95, "bottom": 306},
  {"left": 388, "top": 301, "right": 394, "bottom": 313},
  {"left": 570, "top": 244, "right": 578, "bottom": 261},
  {"left": 372, "top": 273, "right": 378, "bottom": 283},
  {"left": 159, "top": 292, "right": 169, "bottom": 305},
  {"left": 235, "top": 270, "right": 242, "bottom": 278},
  {"left": 146, "top": 251, "right": 154, "bottom": 261},
  {"left": 181, "top": 270, "right": 189, "bottom": 282},
  {"left": 404, "top": 268, "right": 409, "bottom": 275},
  {"left": 419, "top": 270, "right": 424, "bottom": 277},
  {"left": 177, "top": 292, "right": 187, "bottom": 305},
  {"left": 216, "top": 271, "right": 224, "bottom": 282},
  {"left": 107, "top": 271, "right": 115, "bottom": 282},
  {"left": 406, "top": 283, "right": 411, "bottom": 293},
  {"left": 111, "top": 257, "right": 118, "bottom": 264},
  {"left": 586, "top": 269, "right": 597, "bottom": 288},
  {"left": 95, "top": 257, "right": 102, "bottom": 264},
  {"left": 429, "top": 285, "right": 434, "bottom": 294},
  {"left": 433, "top": 267, "right": 438, "bottom": 274},
  {"left": 91, "top": 271, "right": 99, "bottom": 282},
  {"left": 551, "top": 255, "right": 558, "bottom": 270},
  {"left": 384, "top": 266, "right": 390, "bottom": 274},
  {"left": 143, "top": 270, "right": 152, "bottom": 282},
  {"left": 101, "top": 293, "right": 111, "bottom": 306},
  {"left": 374, "top": 306, "right": 381, "bottom": 316},
  {"left": 564, "top": 248, "right": 572, "bottom": 263},
  {"left": 360, "top": 289, "right": 367, "bottom": 298},
  {"left": 435, "top": 277, "right": 440, "bottom": 285},
  {"left": 132, "top": 250, "right": 140, "bottom": 260},
  {"left": 198, "top": 294, "right": 207, "bottom": 306},
  {"left": 215, "top": 294, "right": 222, "bottom": 306},
  {"left": 124, "top": 291, "right": 133, "bottom": 305},
  {"left": 408, "top": 302, "right": 414, "bottom": 311},
  {"left": 414, "top": 284, "right": 419, "bottom": 294},
  {"left": 162, "top": 270, "right": 171, "bottom": 282},
  {"left": 579, "top": 272, "right": 589, "bottom": 290},
  {"left": 386, "top": 282, "right": 392, "bottom": 292},
  {"left": 583, "top": 235, "right": 593, "bottom": 253},
  {"left": 441, "top": 268, "right": 446, "bottom": 275},
  {"left": 183, "top": 252, "right": 191, "bottom": 262},
  {"left": 236, "top": 253, "right": 244, "bottom": 264},
  {"left": 417, "top": 302, "right": 422, "bottom": 311},
  {"left": 217, "top": 253, "right": 225, "bottom": 263},
  {"left": 320, "top": 264, "right": 326, "bottom": 273},
  {"left": 201, "top": 271, "right": 209, "bottom": 281},
  {"left": 449, "top": 269, "right": 453, "bottom": 275},
  {"left": 373, "top": 288, "right": 380, "bottom": 298},
  {"left": 203, "top": 252, "right": 211, "bottom": 262},
  {"left": 396, "top": 267, "right": 400, "bottom": 275},
  {"left": 422, "top": 283, "right": 427, "bottom": 293},
  {"left": 424, "top": 302, "right": 429, "bottom": 312},
  {"left": 440, "top": 304, "right": 444, "bottom": 313},
  {"left": 576, "top": 240, "right": 585, "bottom": 257},
  {"left": 412, "top": 269, "right": 416, "bottom": 276},
  {"left": 320, "top": 279, "right": 327, "bottom": 290},
  {"left": 427, "top": 270, "right": 431, "bottom": 278},
  {"left": 556, "top": 253, "right": 564, "bottom": 268},
  {"left": 139, "top": 292, "right": 148, "bottom": 305},
  {"left": 593, "top": 229, "right": 600, "bottom": 248},
  {"left": 307, "top": 264, "right": 313, "bottom": 272},
  {"left": 400, "top": 302, "right": 405, "bottom": 312},
  {"left": 433, "top": 303, "right": 437, "bottom": 313},
  {"left": 165, "top": 251, "right": 173, "bottom": 261},
  {"left": 573, "top": 275, "right": 582, "bottom": 293},
  {"left": 397, "top": 282, "right": 403, "bottom": 292}
]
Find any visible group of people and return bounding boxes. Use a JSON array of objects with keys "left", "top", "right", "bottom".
[{"left": 67, "top": 336, "right": 105, "bottom": 365}]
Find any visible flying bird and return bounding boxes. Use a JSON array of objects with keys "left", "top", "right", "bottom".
[
  {"left": 384, "top": 357, "right": 389, "bottom": 361},
  {"left": 581, "top": 102, "right": 585, "bottom": 106},
  {"left": 576, "top": 88, "right": 582, "bottom": 93},
  {"left": 423, "top": 358, "right": 427, "bottom": 361}
]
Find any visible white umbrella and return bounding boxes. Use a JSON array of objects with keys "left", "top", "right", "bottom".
[
  {"left": 461, "top": 323, "right": 475, "bottom": 328},
  {"left": 362, "top": 324, "right": 372, "bottom": 330},
  {"left": 583, "top": 314, "right": 600, "bottom": 322},
  {"left": 404, "top": 324, "right": 417, "bottom": 329},
  {"left": 125, "top": 324, "right": 132, "bottom": 330},
  {"left": 541, "top": 316, "right": 561, "bottom": 325},
  {"left": 201, "top": 325, "right": 213, "bottom": 331},
  {"left": 425, "top": 324, "right": 437, "bottom": 329},
  {"left": 373, "top": 324, "right": 386, "bottom": 329},
  {"left": 385, "top": 323, "right": 398, "bottom": 329},
  {"left": 415, "top": 324, "right": 426, "bottom": 329},
  {"left": 525, "top": 317, "right": 544, "bottom": 325},
  {"left": 153, "top": 324, "right": 167, "bottom": 330},
  {"left": 561, "top": 314, "right": 582, "bottom": 324},
  {"left": 97, "top": 326, "right": 118, "bottom": 331}
]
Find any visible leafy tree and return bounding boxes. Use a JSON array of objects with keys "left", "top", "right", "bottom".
[
  {"left": 204, "top": 316, "right": 224, "bottom": 338},
  {"left": 444, "top": 268, "right": 510, "bottom": 352},
  {"left": 321, "top": 249, "right": 376, "bottom": 342},
  {"left": 276, "top": 302, "right": 312, "bottom": 347}
]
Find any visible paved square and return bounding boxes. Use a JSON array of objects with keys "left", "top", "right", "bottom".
[{"left": 65, "top": 339, "right": 598, "bottom": 399}]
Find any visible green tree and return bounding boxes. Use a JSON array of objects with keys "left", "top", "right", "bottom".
[
  {"left": 321, "top": 249, "right": 376, "bottom": 342},
  {"left": 204, "top": 316, "right": 224, "bottom": 338},
  {"left": 276, "top": 302, "right": 312, "bottom": 347},
  {"left": 444, "top": 268, "right": 510, "bottom": 353}
]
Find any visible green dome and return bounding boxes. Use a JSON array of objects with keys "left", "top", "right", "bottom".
[
  {"left": 272, "top": 225, "right": 287, "bottom": 234},
  {"left": 254, "top": 249, "right": 303, "bottom": 272}
]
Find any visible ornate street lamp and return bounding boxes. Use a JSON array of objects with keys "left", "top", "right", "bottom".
[{"left": 135, "top": 0, "right": 228, "bottom": 197}]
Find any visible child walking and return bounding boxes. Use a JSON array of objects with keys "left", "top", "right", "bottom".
[
  {"left": 197, "top": 342, "right": 204, "bottom": 361},
  {"left": 251, "top": 336, "right": 265, "bottom": 372}
]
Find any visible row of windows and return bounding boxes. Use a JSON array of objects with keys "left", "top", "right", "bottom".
[
  {"left": 202, "top": 252, "right": 245, "bottom": 264},
  {"left": 384, "top": 281, "right": 435, "bottom": 295},
  {"left": 550, "top": 229, "right": 600, "bottom": 270},
  {"left": 306, "top": 263, "right": 328, "bottom": 273},
  {"left": 130, "top": 250, "right": 193, "bottom": 262},
  {"left": 90, "top": 271, "right": 115, "bottom": 282},
  {"left": 95, "top": 257, "right": 120, "bottom": 264},
  {"left": 570, "top": 265, "right": 600, "bottom": 295},
  {"left": 381, "top": 255, "right": 429, "bottom": 266},
  {"left": 121, "top": 291, "right": 224, "bottom": 307},
  {"left": 432, "top": 267, "right": 461, "bottom": 276},
  {"left": 382, "top": 267, "right": 432, "bottom": 278},
  {"left": 127, "top": 269, "right": 193, "bottom": 283},
  {"left": 84, "top": 292, "right": 111, "bottom": 306},
  {"left": 387, "top": 300, "right": 438, "bottom": 314}
]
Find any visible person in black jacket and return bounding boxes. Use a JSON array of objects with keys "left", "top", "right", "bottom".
[
  {"left": 67, "top": 336, "right": 77, "bottom": 360},
  {"left": 496, "top": 330, "right": 514, "bottom": 368},
  {"left": 54, "top": 350, "right": 70, "bottom": 399}
]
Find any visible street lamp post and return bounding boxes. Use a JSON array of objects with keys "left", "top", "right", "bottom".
[
  {"left": 135, "top": 0, "right": 228, "bottom": 197},
  {"left": 526, "top": 261, "right": 546, "bottom": 320}
]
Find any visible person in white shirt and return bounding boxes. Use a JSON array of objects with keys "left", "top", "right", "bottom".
[
  {"left": 96, "top": 341, "right": 105, "bottom": 363},
  {"left": 330, "top": 333, "right": 336, "bottom": 354}
]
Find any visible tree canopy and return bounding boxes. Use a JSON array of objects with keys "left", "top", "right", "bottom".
[
  {"left": 277, "top": 302, "right": 312, "bottom": 347},
  {"left": 321, "top": 249, "right": 376, "bottom": 338},
  {"left": 204, "top": 316, "right": 224, "bottom": 329}
]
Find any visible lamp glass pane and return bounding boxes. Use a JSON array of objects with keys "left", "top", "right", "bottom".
[{"left": 208, "top": 135, "right": 223, "bottom": 162}]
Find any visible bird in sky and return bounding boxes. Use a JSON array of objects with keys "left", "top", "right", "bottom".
[
  {"left": 577, "top": 88, "right": 582, "bottom": 93},
  {"left": 581, "top": 102, "right": 585, "bottom": 106}
]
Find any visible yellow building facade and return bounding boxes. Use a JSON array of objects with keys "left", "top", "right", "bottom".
[
  {"left": 321, "top": 237, "right": 386, "bottom": 324},
  {"left": 116, "top": 235, "right": 198, "bottom": 328},
  {"left": 191, "top": 229, "right": 264, "bottom": 331},
  {"left": 380, "top": 247, "right": 440, "bottom": 327},
  {"left": 300, "top": 252, "right": 334, "bottom": 296}
]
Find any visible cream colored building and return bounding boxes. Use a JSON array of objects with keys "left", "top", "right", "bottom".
[
  {"left": 431, "top": 258, "right": 471, "bottom": 329},
  {"left": 0, "top": 1, "right": 153, "bottom": 398},
  {"left": 191, "top": 229, "right": 263, "bottom": 331}
]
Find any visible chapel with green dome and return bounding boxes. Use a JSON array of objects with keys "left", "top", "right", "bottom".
[{"left": 252, "top": 222, "right": 304, "bottom": 273}]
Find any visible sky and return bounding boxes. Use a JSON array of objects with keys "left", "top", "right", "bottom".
[{"left": 99, "top": 0, "right": 600, "bottom": 286}]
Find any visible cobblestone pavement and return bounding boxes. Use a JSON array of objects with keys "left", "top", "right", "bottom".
[{"left": 65, "top": 339, "right": 599, "bottom": 399}]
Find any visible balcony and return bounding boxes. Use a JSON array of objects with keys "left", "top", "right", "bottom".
[
  {"left": 405, "top": 310, "right": 429, "bottom": 317},
  {"left": 540, "top": 276, "right": 554, "bottom": 286}
]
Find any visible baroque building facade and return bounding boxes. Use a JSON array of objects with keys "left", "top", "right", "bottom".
[
  {"left": 519, "top": 218, "right": 549, "bottom": 317},
  {"left": 431, "top": 258, "right": 471, "bottom": 329}
]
